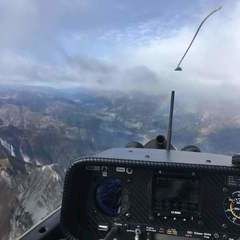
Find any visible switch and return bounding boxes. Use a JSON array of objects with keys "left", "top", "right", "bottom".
[{"left": 98, "top": 224, "right": 109, "bottom": 232}]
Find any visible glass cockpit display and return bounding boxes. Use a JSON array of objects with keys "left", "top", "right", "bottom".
[{"left": 153, "top": 175, "right": 200, "bottom": 215}]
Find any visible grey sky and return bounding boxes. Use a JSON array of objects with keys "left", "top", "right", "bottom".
[{"left": 0, "top": 0, "right": 238, "bottom": 95}]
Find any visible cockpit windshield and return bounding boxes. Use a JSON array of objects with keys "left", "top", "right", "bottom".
[{"left": 0, "top": 0, "right": 238, "bottom": 239}]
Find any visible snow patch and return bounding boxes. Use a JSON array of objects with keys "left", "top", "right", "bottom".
[
  {"left": 0, "top": 137, "right": 16, "bottom": 157},
  {"left": 20, "top": 148, "right": 30, "bottom": 163},
  {"left": 0, "top": 170, "right": 12, "bottom": 186}
]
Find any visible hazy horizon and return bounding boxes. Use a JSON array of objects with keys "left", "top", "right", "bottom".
[{"left": 0, "top": 0, "right": 239, "bottom": 98}]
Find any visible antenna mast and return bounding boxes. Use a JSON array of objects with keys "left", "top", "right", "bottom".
[
  {"left": 166, "top": 91, "right": 175, "bottom": 151},
  {"left": 175, "top": 6, "right": 222, "bottom": 71}
]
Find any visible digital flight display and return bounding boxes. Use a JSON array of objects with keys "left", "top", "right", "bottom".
[{"left": 153, "top": 175, "right": 200, "bottom": 214}]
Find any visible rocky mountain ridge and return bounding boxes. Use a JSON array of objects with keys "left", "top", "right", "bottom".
[{"left": 0, "top": 86, "right": 240, "bottom": 239}]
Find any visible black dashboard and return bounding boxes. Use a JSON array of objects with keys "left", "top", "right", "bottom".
[{"left": 60, "top": 148, "right": 240, "bottom": 240}]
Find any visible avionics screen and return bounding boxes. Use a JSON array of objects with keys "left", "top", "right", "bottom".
[{"left": 153, "top": 176, "right": 200, "bottom": 213}]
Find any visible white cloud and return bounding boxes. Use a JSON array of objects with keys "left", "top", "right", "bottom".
[
  {"left": 0, "top": 0, "right": 239, "bottom": 100},
  {"left": 113, "top": 1, "right": 240, "bottom": 94}
]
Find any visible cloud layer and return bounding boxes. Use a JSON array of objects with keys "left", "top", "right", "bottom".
[{"left": 0, "top": 0, "right": 239, "bottom": 99}]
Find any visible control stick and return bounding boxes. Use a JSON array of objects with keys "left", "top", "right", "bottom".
[{"left": 134, "top": 229, "right": 141, "bottom": 240}]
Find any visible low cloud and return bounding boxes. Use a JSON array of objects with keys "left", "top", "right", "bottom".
[{"left": 0, "top": 0, "right": 239, "bottom": 101}]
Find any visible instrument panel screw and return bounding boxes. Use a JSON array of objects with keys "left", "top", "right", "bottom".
[
  {"left": 149, "top": 215, "right": 154, "bottom": 221},
  {"left": 222, "top": 223, "right": 227, "bottom": 229},
  {"left": 222, "top": 187, "right": 228, "bottom": 193},
  {"left": 125, "top": 212, "right": 131, "bottom": 218},
  {"left": 223, "top": 234, "right": 227, "bottom": 239},
  {"left": 198, "top": 220, "right": 203, "bottom": 225},
  {"left": 213, "top": 233, "right": 220, "bottom": 239},
  {"left": 127, "top": 178, "right": 131, "bottom": 183}
]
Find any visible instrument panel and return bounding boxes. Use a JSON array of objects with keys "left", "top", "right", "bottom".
[{"left": 61, "top": 148, "right": 240, "bottom": 240}]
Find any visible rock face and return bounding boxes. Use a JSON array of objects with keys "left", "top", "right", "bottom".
[
  {"left": 0, "top": 146, "right": 63, "bottom": 240},
  {"left": 9, "top": 164, "right": 63, "bottom": 239},
  {"left": 0, "top": 86, "right": 240, "bottom": 239}
]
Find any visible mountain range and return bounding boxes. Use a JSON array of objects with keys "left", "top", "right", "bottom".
[{"left": 0, "top": 86, "right": 240, "bottom": 239}]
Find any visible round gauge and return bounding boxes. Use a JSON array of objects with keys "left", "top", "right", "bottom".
[
  {"left": 95, "top": 177, "right": 123, "bottom": 217},
  {"left": 224, "top": 191, "right": 240, "bottom": 225}
]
